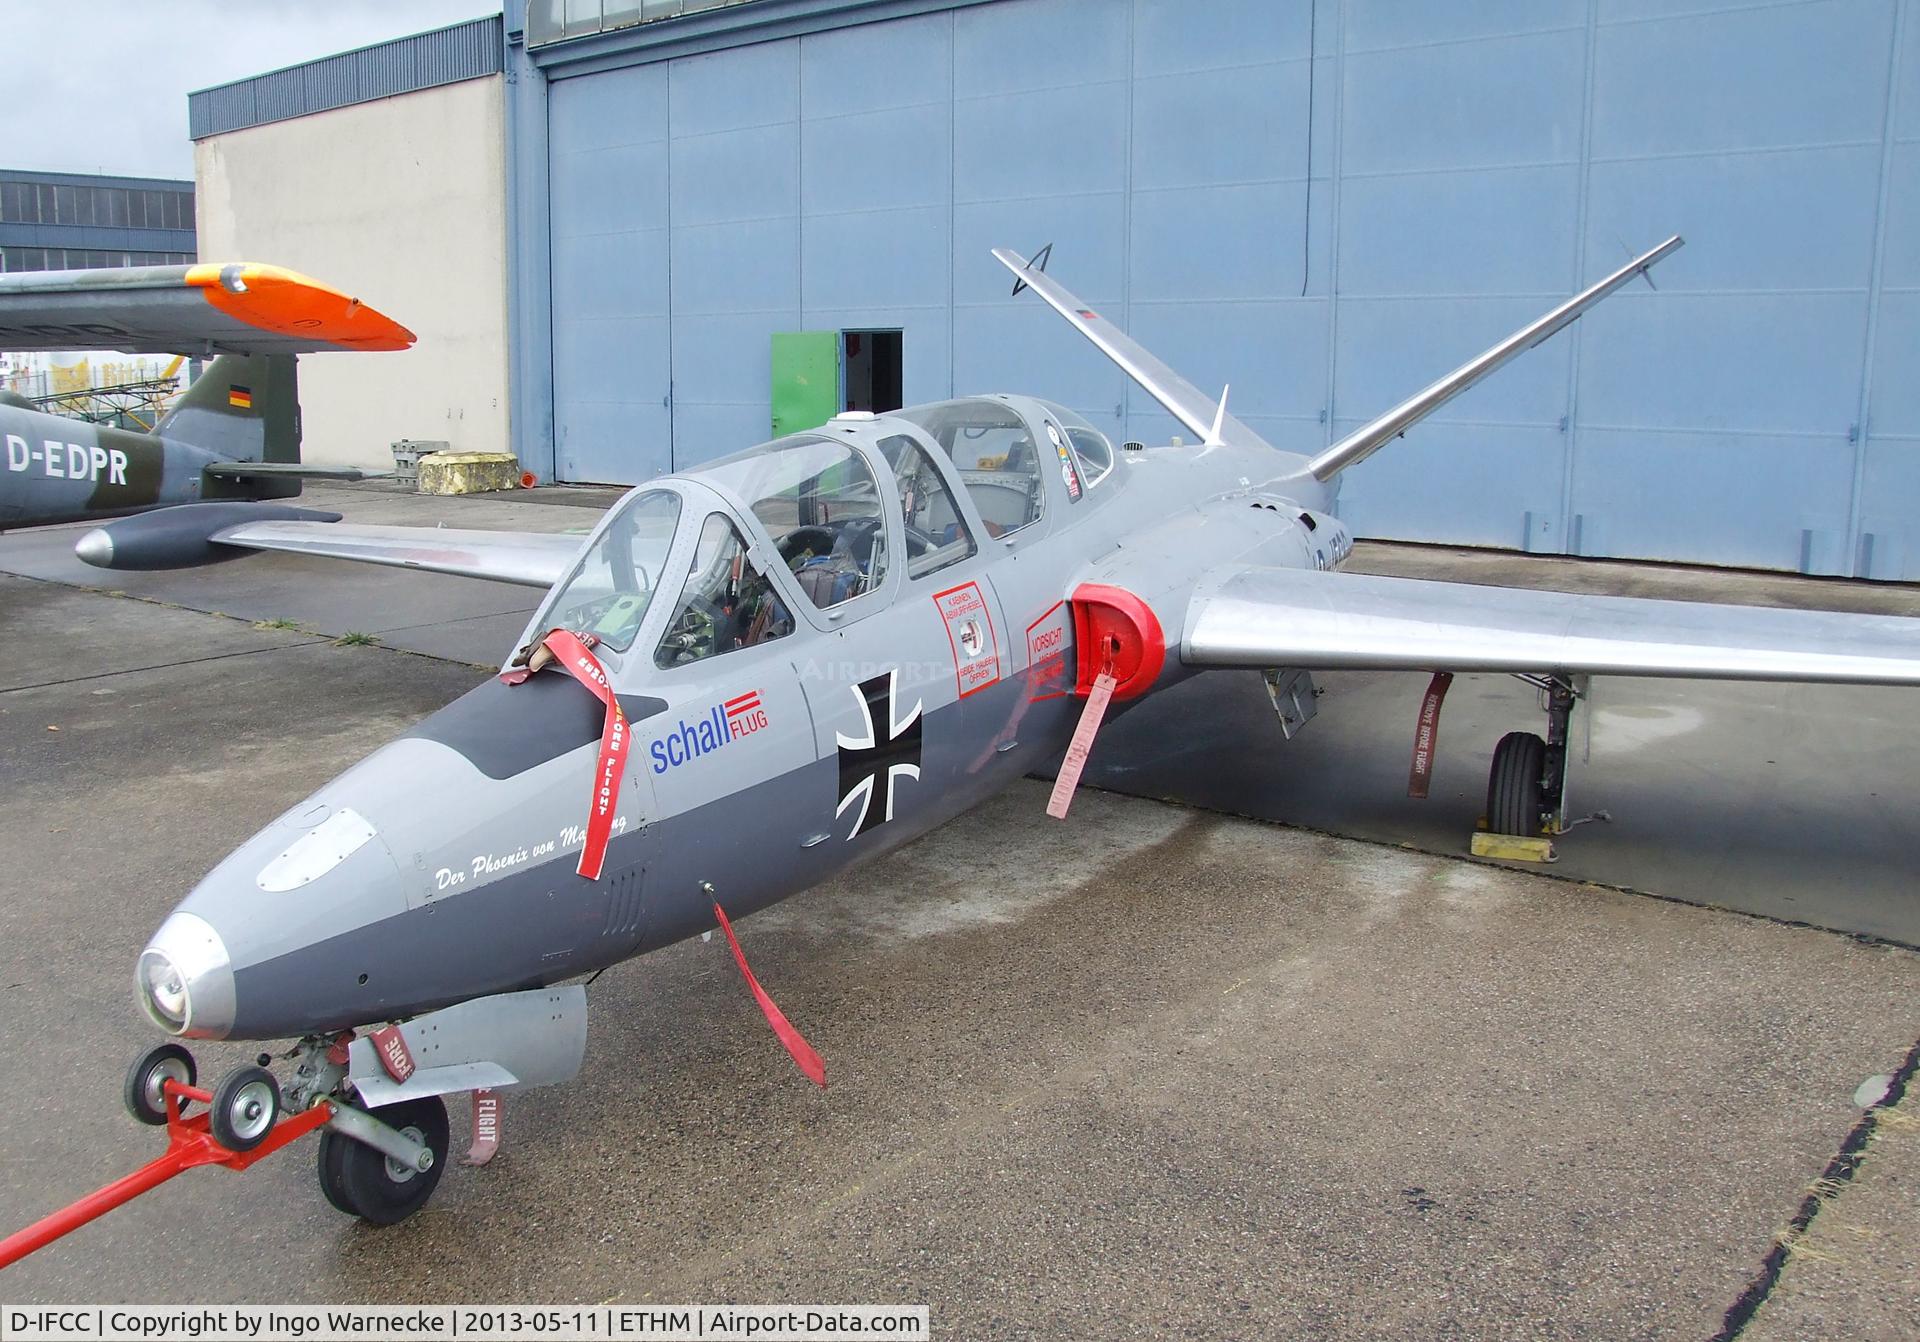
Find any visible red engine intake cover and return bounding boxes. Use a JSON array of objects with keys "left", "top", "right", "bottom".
[{"left": 1069, "top": 583, "right": 1167, "bottom": 701}]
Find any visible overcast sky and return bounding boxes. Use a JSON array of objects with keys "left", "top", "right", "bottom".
[{"left": 3, "top": 1, "right": 500, "bottom": 181}]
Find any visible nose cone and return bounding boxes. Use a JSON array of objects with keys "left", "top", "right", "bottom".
[
  {"left": 136, "top": 911, "right": 235, "bottom": 1038},
  {"left": 137, "top": 736, "right": 486, "bottom": 1041},
  {"left": 74, "top": 527, "right": 114, "bottom": 568}
]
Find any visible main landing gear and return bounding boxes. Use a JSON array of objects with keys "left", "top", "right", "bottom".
[
  {"left": 1479, "top": 674, "right": 1584, "bottom": 853},
  {"left": 1486, "top": 675, "right": 1578, "bottom": 837}
]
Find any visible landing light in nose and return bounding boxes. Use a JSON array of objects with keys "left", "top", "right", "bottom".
[{"left": 135, "top": 911, "right": 235, "bottom": 1039}]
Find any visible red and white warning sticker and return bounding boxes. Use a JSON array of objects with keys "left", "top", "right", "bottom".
[
  {"left": 1025, "top": 600, "right": 1072, "bottom": 702},
  {"left": 933, "top": 580, "right": 1001, "bottom": 698}
]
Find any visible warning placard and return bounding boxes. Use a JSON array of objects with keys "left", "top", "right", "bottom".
[
  {"left": 932, "top": 581, "right": 1001, "bottom": 698},
  {"left": 1025, "top": 600, "right": 1072, "bottom": 701}
]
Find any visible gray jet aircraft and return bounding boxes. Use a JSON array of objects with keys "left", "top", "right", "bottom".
[
  {"left": 0, "top": 262, "right": 414, "bottom": 530},
  {"left": 37, "top": 239, "right": 1920, "bottom": 1236}
]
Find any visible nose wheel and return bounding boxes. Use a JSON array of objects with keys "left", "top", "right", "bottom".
[{"left": 316, "top": 1095, "right": 450, "bottom": 1226}]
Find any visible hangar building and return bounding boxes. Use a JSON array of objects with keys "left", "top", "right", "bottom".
[
  {"left": 194, "top": 0, "right": 1920, "bottom": 582},
  {"left": 0, "top": 169, "right": 195, "bottom": 274}
]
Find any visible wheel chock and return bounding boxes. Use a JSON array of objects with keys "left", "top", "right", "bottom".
[{"left": 1470, "top": 831, "right": 1557, "bottom": 863}]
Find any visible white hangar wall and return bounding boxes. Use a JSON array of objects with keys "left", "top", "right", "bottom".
[{"left": 194, "top": 72, "right": 511, "bottom": 470}]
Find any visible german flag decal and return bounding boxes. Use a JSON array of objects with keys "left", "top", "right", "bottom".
[{"left": 228, "top": 385, "right": 253, "bottom": 409}]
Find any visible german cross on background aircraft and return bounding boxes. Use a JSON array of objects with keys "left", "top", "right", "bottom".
[
  {"left": 0, "top": 262, "right": 413, "bottom": 531},
  {"left": 11, "top": 235, "right": 1920, "bottom": 1253}
]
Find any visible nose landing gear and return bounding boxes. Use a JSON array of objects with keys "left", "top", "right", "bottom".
[{"left": 317, "top": 1096, "right": 450, "bottom": 1226}]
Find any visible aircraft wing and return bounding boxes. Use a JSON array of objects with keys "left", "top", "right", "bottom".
[
  {"left": 1183, "top": 565, "right": 1920, "bottom": 687},
  {"left": 207, "top": 521, "right": 581, "bottom": 588},
  {"left": 76, "top": 505, "right": 583, "bottom": 589},
  {"left": 0, "top": 262, "right": 414, "bottom": 354}
]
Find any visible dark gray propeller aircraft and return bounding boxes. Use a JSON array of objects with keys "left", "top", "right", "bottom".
[
  {"left": 12, "top": 238, "right": 1920, "bottom": 1249},
  {"left": 0, "top": 261, "right": 414, "bottom": 531}
]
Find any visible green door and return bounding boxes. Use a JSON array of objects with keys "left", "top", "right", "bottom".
[{"left": 771, "top": 331, "right": 839, "bottom": 437}]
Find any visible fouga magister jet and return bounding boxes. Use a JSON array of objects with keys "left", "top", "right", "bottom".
[
  {"left": 0, "top": 261, "right": 414, "bottom": 531},
  {"left": 12, "top": 237, "right": 1920, "bottom": 1250}
]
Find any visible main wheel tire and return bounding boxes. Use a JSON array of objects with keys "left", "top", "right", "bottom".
[
  {"left": 316, "top": 1096, "right": 450, "bottom": 1227},
  {"left": 1487, "top": 731, "right": 1549, "bottom": 837},
  {"left": 123, "top": 1043, "right": 196, "bottom": 1126},
  {"left": 209, "top": 1065, "right": 282, "bottom": 1151}
]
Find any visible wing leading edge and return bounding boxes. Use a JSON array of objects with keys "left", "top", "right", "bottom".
[
  {"left": 210, "top": 521, "right": 582, "bottom": 588},
  {"left": 76, "top": 506, "right": 583, "bottom": 589},
  {"left": 0, "top": 262, "right": 415, "bottom": 355},
  {"left": 1184, "top": 566, "right": 1920, "bottom": 687}
]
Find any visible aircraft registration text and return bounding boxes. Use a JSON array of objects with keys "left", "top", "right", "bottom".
[{"left": 6, "top": 434, "right": 129, "bottom": 485}]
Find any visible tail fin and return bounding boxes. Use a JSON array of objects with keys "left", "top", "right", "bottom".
[
  {"left": 157, "top": 353, "right": 302, "bottom": 499},
  {"left": 1300, "top": 235, "right": 1682, "bottom": 483},
  {"left": 992, "top": 247, "right": 1273, "bottom": 455}
]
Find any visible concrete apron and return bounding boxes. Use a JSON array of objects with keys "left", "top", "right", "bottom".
[{"left": 0, "top": 567, "right": 1915, "bottom": 1335}]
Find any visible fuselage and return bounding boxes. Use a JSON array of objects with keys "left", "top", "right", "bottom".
[
  {"left": 1, "top": 399, "right": 216, "bottom": 529},
  {"left": 135, "top": 396, "right": 1351, "bottom": 1042}
]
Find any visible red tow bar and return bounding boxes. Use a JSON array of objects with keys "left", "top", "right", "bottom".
[{"left": 0, "top": 1078, "right": 332, "bottom": 1270}]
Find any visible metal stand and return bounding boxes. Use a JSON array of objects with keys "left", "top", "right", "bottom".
[{"left": 0, "top": 1077, "right": 331, "bottom": 1269}]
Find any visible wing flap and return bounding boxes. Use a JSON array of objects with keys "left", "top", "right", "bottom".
[
  {"left": 211, "top": 521, "right": 582, "bottom": 589},
  {"left": 1184, "top": 565, "right": 1920, "bottom": 686},
  {"left": 0, "top": 262, "right": 414, "bottom": 354}
]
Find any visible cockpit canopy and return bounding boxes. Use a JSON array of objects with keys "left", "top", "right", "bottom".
[
  {"left": 1037, "top": 400, "right": 1115, "bottom": 488},
  {"left": 542, "top": 488, "right": 679, "bottom": 652},
  {"left": 702, "top": 436, "right": 891, "bottom": 608},
  {"left": 532, "top": 395, "right": 1115, "bottom": 672},
  {"left": 896, "top": 399, "right": 1045, "bottom": 536}
]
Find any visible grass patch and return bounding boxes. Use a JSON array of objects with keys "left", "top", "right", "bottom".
[
  {"left": 334, "top": 631, "right": 380, "bottom": 647},
  {"left": 253, "top": 617, "right": 302, "bottom": 631}
]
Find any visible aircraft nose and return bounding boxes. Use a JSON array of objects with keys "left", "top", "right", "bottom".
[{"left": 136, "top": 910, "right": 236, "bottom": 1039}]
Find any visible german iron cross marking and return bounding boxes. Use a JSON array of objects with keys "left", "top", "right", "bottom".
[{"left": 836, "top": 670, "right": 923, "bottom": 839}]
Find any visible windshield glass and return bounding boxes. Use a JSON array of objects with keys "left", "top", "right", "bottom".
[
  {"left": 541, "top": 489, "right": 681, "bottom": 652},
  {"left": 1039, "top": 401, "right": 1115, "bottom": 487},
  {"left": 700, "top": 436, "right": 890, "bottom": 607},
  {"left": 895, "top": 399, "right": 1044, "bottom": 536}
]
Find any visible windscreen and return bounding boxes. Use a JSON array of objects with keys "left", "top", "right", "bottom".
[
  {"left": 896, "top": 399, "right": 1045, "bottom": 536},
  {"left": 539, "top": 489, "right": 682, "bottom": 652},
  {"left": 700, "top": 436, "right": 889, "bottom": 608}
]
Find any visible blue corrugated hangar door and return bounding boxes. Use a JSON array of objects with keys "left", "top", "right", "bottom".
[
  {"left": 664, "top": 40, "right": 802, "bottom": 471},
  {"left": 548, "top": 67, "right": 673, "bottom": 484}
]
